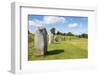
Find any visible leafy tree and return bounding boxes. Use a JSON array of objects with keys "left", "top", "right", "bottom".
[
  {"left": 81, "top": 33, "right": 88, "bottom": 38},
  {"left": 50, "top": 28, "right": 56, "bottom": 35},
  {"left": 56, "top": 31, "right": 67, "bottom": 36},
  {"left": 78, "top": 33, "right": 88, "bottom": 38},
  {"left": 28, "top": 30, "right": 30, "bottom": 34},
  {"left": 57, "top": 31, "right": 62, "bottom": 35},
  {"left": 67, "top": 32, "right": 74, "bottom": 36}
]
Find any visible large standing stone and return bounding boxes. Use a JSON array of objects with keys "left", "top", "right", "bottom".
[{"left": 34, "top": 27, "right": 47, "bottom": 56}]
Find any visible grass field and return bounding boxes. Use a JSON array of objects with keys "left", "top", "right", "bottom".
[{"left": 28, "top": 33, "right": 88, "bottom": 61}]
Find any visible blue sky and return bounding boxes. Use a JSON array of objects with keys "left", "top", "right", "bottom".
[{"left": 28, "top": 15, "right": 88, "bottom": 35}]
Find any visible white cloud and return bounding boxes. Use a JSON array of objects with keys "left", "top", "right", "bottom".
[
  {"left": 43, "top": 16, "right": 65, "bottom": 24},
  {"left": 29, "top": 19, "right": 43, "bottom": 27},
  {"left": 68, "top": 23, "right": 78, "bottom": 28},
  {"left": 29, "top": 16, "right": 66, "bottom": 27}
]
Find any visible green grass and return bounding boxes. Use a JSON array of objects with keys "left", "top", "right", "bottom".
[{"left": 28, "top": 33, "right": 88, "bottom": 61}]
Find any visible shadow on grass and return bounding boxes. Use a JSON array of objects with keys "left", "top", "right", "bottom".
[
  {"left": 53, "top": 42, "right": 60, "bottom": 44},
  {"left": 46, "top": 49, "right": 64, "bottom": 55}
]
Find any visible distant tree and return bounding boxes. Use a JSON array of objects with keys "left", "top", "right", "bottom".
[
  {"left": 56, "top": 31, "right": 67, "bottom": 36},
  {"left": 67, "top": 32, "right": 74, "bottom": 36},
  {"left": 81, "top": 33, "right": 88, "bottom": 38},
  {"left": 57, "top": 31, "right": 62, "bottom": 35},
  {"left": 77, "top": 33, "right": 88, "bottom": 38},
  {"left": 28, "top": 30, "right": 30, "bottom": 34},
  {"left": 78, "top": 35, "right": 82, "bottom": 38},
  {"left": 50, "top": 28, "right": 56, "bottom": 35},
  {"left": 63, "top": 33, "right": 66, "bottom": 36}
]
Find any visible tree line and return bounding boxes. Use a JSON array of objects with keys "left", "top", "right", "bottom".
[
  {"left": 28, "top": 27, "right": 88, "bottom": 39},
  {"left": 50, "top": 28, "right": 88, "bottom": 38}
]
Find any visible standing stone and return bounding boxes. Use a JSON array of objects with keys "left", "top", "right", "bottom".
[
  {"left": 34, "top": 27, "right": 47, "bottom": 56},
  {"left": 54, "top": 36, "right": 59, "bottom": 42},
  {"left": 48, "top": 32, "right": 54, "bottom": 43},
  {"left": 42, "top": 28, "right": 47, "bottom": 54}
]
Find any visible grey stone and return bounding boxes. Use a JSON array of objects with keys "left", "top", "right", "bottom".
[
  {"left": 48, "top": 32, "right": 54, "bottom": 43},
  {"left": 42, "top": 28, "right": 48, "bottom": 54},
  {"left": 54, "top": 36, "right": 59, "bottom": 42},
  {"left": 34, "top": 27, "right": 47, "bottom": 56}
]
